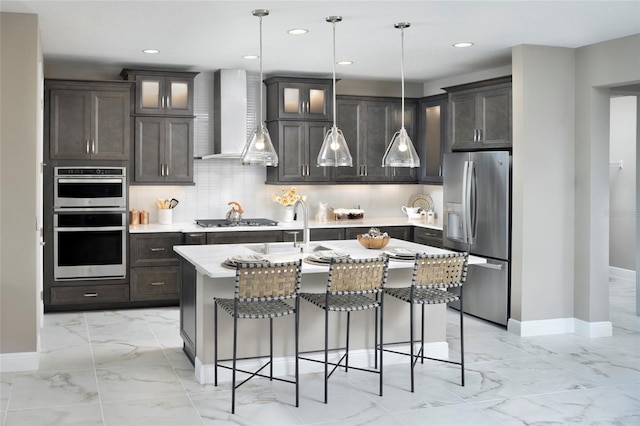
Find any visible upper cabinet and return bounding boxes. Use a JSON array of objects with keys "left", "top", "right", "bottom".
[
  {"left": 121, "top": 69, "right": 197, "bottom": 116},
  {"left": 446, "top": 76, "right": 512, "bottom": 151},
  {"left": 121, "top": 69, "right": 198, "bottom": 185},
  {"left": 417, "top": 93, "right": 448, "bottom": 184},
  {"left": 265, "top": 77, "right": 332, "bottom": 121},
  {"left": 46, "top": 80, "right": 132, "bottom": 161},
  {"left": 333, "top": 96, "right": 417, "bottom": 183},
  {"left": 265, "top": 120, "right": 332, "bottom": 183}
]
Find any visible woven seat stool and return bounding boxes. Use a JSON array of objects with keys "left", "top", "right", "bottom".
[
  {"left": 383, "top": 252, "right": 468, "bottom": 392},
  {"left": 299, "top": 256, "right": 389, "bottom": 404},
  {"left": 214, "top": 259, "right": 302, "bottom": 414}
]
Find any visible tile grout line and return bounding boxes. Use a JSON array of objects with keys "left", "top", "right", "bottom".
[
  {"left": 144, "top": 310, "right": 207, "bottom": 426},
  {"left": 85, "top": 312, "right": 107, "bottom": 426}
]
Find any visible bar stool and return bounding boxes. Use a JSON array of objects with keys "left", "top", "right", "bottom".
[
  {"left": 299, "top": 256, "right": 389, "bottom": 403},
  {"left": 214, "top": 259, "right": 302, "bottom": 414},
  {"left": 383, "top": 252, "right": 468, "bottom": 392}
]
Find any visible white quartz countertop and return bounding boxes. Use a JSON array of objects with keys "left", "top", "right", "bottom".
[
  {"left": 173, "top": 239, "right": 483, "bottom": 279},
  {"left": 129, "top": 217, "right": 443, "bottom": 234}
]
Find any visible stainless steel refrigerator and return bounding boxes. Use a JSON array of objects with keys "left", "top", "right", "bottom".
[{"left": 443, "top": 151, "right": 511, "bottom": 326}]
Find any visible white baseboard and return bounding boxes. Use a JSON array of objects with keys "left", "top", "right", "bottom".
[
  {"left": 609, "top": 266, "right": 636, "bottom": 281},
  {"left": 508, "top": 317, "right": 612, "bottom": 338},
  {"left": 195, "top": 341, "right": 449, "bottom": 385},
  {"left": 0, "top": 351, "right": 39, "bottom": 372}
]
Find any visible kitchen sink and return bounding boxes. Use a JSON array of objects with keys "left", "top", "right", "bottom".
[{"left": 244, "top": 243, "right": 333, "bottom": 255}]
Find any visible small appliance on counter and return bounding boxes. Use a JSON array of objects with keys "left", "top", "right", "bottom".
[{"left": 332, "top": 208, "right": 365, "bottom": 221}]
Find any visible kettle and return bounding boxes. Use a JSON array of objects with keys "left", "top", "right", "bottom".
[{"left": 226, "top": 201, "right": 244, "bottom": 222}]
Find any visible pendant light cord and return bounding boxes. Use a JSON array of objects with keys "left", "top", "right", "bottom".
[
  {"left": 332, "top": 21, "right": 337, "bottom": 127},
  {"left": 259, "top": 14, "right": 264, "bottom": 126},
  {"left": 400, "top": 26, "right": 405, "bottom": 130}
]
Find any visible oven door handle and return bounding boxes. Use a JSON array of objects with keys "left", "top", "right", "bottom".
[
  {"left": 57, "top": 178, "right": 124, "bottom": 184},
  {"left": 54, "top": 226, "right": 125, "bottom": 232}
]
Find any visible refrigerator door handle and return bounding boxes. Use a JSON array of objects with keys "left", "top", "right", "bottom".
[
  {"left": 461, "top": 160, "right": 470, "bottom": 244},
  {"left": 469, "top": 160, "right": 478, "bottom": 243}
]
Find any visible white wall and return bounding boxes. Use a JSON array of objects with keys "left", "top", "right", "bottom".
[
  {"left": 0, "top": 12, "right": 42, "bottom": 367},
  {"left": 511, "top": 45, "right": 576, "bottom": 322},
  {"left": 574, "top": 34, "right": 640, "bottom": 324},
  {"left": 609, "top": 96, "right": 637, "bottom": 271}
]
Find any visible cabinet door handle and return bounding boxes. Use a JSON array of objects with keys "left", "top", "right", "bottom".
[
  {"left": 364, "top": 165, "right": 368, "bottom": 176},
  {"left": 150, "top": 247, "right": 166, "bottom": 252},
  {"left": 91, "top": 140, "right": 96, "bottom": 155},
  {"left": 306, "top": 164, "right": 310, "bottom": 176},
  {"left": 150, "top": 282, "right": 166, "bottom": 286},
  {"left": 166, "top": 96, "right": 171, "bottom": 110},
  {"left": 84, "top": 293, "right": 98, "bottom": 297},
  {"left": 86, "top": 140, "right": 90, "bottom": 154},
  {"left": 165, "top": 163, "right": 169, "bottom": 176},
  {"left": 161, "top": 96, "right": 165, "bottom": 109},
  {"left": 187, "top": 233, "right": 204, "bottom": 238},
  {"left": 478, "top": 128, "right": 483, "bottom": 142}
]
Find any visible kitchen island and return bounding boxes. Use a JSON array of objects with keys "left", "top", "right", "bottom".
[{"left": 174, "top": 239, "right": 479, "bottom": 384}]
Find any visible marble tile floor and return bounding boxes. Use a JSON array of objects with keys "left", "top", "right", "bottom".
[{"left": 1, "top": 278, "right": 639, "bottom": 425}]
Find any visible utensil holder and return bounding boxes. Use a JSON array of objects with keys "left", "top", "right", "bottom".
[{"left": 159, "top": 209, "right": 172, "bottom": 225}]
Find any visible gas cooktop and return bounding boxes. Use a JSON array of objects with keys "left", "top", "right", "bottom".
[{"left": 195, "top": 218, "right": 279, "bottom": 228}]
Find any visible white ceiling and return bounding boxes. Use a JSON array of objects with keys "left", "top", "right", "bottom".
[{"left": 2, "top": 1, "right": 639, "bottom": 82}]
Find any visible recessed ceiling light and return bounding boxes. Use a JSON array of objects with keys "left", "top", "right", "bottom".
[
  {"left": 453, "top": 42, "right": 474, "bottom": 48},
  {"left": 243, "top": 54, "right": 259, "bottom": 60},
  {"left": 142, "top": 49, "right": 160, "bottom": 54},
  {"left": 288, "top": 28, "right": 308, "bottom": 35},
  {"left": 337, "top": 61, "right": 353, "bottom": 65}
]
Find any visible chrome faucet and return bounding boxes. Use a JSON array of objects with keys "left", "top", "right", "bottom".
[{"left": 293, "top": 199, "right": 310, "bottom": 252}]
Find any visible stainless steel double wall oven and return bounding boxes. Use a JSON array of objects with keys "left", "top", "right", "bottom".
[{"left": 53, "top": 166, "right": 127, "bottom": 281}]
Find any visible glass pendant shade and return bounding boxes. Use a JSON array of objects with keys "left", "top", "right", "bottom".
[
  {"left": 317, "top": 16, "right": 353, "bottom": 167},
  {"left": 382, "top": 127, "right": 419, "bottom": 167},
  {"left": 383, "top": 22, "right": 419, "bottom": 168},
  {"left": 241, "top": 122, "right": 278, "bottom": 166},
  {"left": 241, "top": 9, "right": 278, "bottom": 166},
  {"left": 317, "top": 125, "right": 352, "bottom": 166}
]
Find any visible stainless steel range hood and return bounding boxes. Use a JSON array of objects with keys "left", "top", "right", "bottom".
[{"left": 199, "top": 69, "right": 248, "bottom": 159}]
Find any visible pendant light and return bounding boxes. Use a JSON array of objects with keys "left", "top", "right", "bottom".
[
  {"left": 241, "top": 9, "right": 278, "bottom": 166},
  {"left": 317, "top": 16, "right": 353, "bottom": 167},
  {"left": 382, "top": 22, "right": 420, "bottom": 168}
]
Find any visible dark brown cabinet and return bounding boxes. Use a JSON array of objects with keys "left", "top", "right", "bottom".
[
  {"left": 206, "top": 230, "right": 284, "bottom": 245},
  {"left": 121, "top": 69, "right": 197, "bottom": 116},
  {"left": 418, "top": 94, "right": 448, "bottom": 184},
  {"left": 133, "top": 116, "right": 194, "bottom": 183},
  {"left": 413, "top": 227, "right": 443, "bottom": 248},
  {"left": 265, "top": 77, "right": 332, "bottom": 121},
  {"left": 122, "top": 69, "right": 198, "bottom": 185},
  {"left": 344, "top": 226, "right": 413, "bottom": 241},
  {"left": 47, "top": 80, "right": 132, "bottom": 161},
  {"left": 334, "top": 96, "right": 417, "bottom": 183},
  {"left": 266, "top": 121, "right": 332, "bottom": 183},
  {"left": 446, "top": 77, "right": 512, "bottom": 151},
  {"left": 129, "top": 232, "right": 183, "bottom": 302}
]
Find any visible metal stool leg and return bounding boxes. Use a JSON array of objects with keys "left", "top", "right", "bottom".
[
  {"left": 379, "top": 294, "right": 384, "bottom": 397},
  {"left": 460, "top": 290, "right": 465, "bottom": 386},
  {"left": 214, "top": 302, "right": 219, "bottom": 386},
  {"left": 324, "top": 304, "right": 329, "bottom": 404},
  {"left": 421, "top": 304, "right": 425, "bottom": 364},
  {"left": 270, "top": 318, "right": 274, "bottom": 381},
  {"left": 232, "top": 305, "right": 238, "bottom": 414},
  {"left": 410, "top": 300, "right": 415, "bottom": 393},
  {"left": 295, "top": 298, "right": 300, "bottom": 407},
  {"left": 345, "top": 311, "right": 350, "bottom": 372}
]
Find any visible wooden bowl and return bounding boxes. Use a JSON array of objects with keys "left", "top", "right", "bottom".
[{"left": 357, "top": 234, "right": 390, "bottom": 249}]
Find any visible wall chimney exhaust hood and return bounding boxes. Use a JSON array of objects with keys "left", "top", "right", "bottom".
[{"left": 199, "top": 69, "right": 248, "bottom": 159}]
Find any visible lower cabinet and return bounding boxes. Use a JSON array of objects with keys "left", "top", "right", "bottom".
[
  {"left": 129, "top": 232, "right": 183, "bottom": 302},
  {"left": 413, "top": 227, "right": 443, "bottom": 248},
  {"left": 130, "top": 266, "right": 180, "bottom": 301},
  {"left": 50, "top": 284, "right": 130, "bottom": 306},
  {"left": 180, "top": 258, "right": 197, "bottom": 364},
  {"left": 206, "top": 230, "right": 284, "bottom": 244},
  {"left": 344, "top": 226, "right": 413, "bottom": 241}
]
